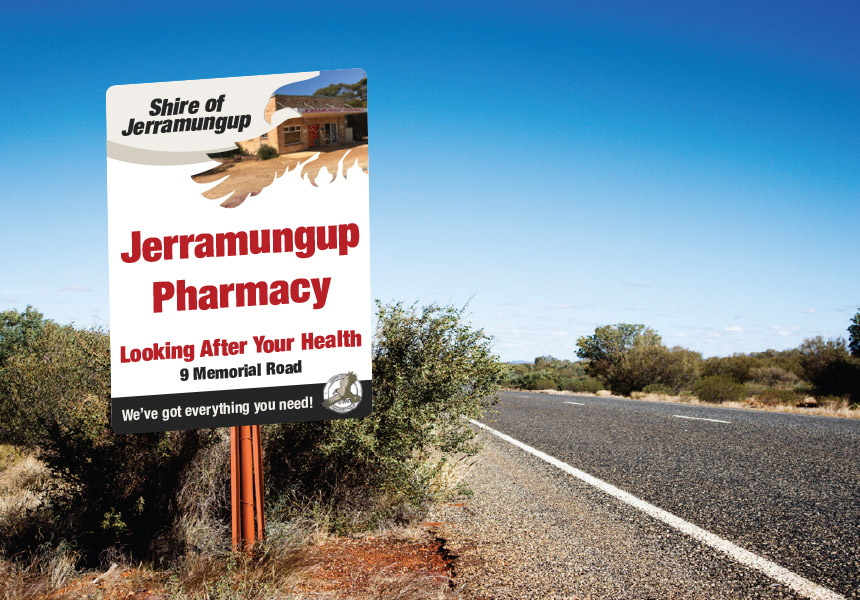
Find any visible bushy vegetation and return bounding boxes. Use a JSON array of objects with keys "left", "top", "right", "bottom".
[
  {"left": 572, "top": 319, "right": 860, "bottom": 405},
  {"left": 849, "top": 309, "right": 860, "bottom": 358},
  {"left": 608, "top": 345, "right": 701, "bottom": 396},
  {"left": 265, "top": 301, "right": 504, "bottom": 529},
  {"left": 574, "top": 325, "right": 700, "bottom": 396},
  {"left": 0, "top": 301, "right": 503, "bottom": 569},
  {"left": 692, "top": 375, "right": 747, "bottom": 404},
  {"left": 505, "top": 356, "right": 602, "bottom": 393},
  {"left": 797, "top": 336, "right": 860, "bottom": 399},
  {"left": 256, "top": 144, "right": 278, "bottom": 160},
  {"left": 0, "top": 320, "right": 216, "bottom": 561}
]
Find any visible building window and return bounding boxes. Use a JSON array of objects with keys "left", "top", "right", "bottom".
[
  {"left": 260, "top": 132, "right": 268, "bottom": 141},
  {"left": 283, "top": 125, "right": 301, "bottom": 145}
]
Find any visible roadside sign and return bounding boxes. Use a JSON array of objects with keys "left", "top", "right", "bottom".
[{"left": 106, "top": 70, "right": 371, "bottom": 433}]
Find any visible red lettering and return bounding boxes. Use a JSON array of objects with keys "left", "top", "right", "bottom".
[{"left": 153, "top": 281, "right": 174, "bottom": 313}]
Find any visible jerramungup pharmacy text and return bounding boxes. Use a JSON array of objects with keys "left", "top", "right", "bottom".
[{"left": 117, "top": 224, "right": 360, "bottom": 313}]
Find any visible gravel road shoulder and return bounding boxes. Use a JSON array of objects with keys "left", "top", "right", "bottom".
[{"left": 430, "top": 430, "right": 805, "bottom": 600}]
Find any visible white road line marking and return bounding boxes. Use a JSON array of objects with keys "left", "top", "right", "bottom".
[
  {"left": 673, "top": 414, "right": 731, "bottom": 424},
  {"left": 470, "top": 419, "right": 845, "bottom": 600},
  {"left": 517, "top": 394, "right": 531, "bottom": 398},
  {"left": 565, "top": 401, "right": 585, "bottom": 406}
]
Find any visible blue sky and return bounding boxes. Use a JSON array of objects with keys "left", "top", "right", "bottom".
[{"left": 2, "top": 1, "right": 858, "bottom": 361}]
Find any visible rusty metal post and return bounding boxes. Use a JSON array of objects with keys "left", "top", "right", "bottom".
[
  {"left": 251, "top": 424, "right": 266, "bottom": 541},
  {"left": 239, "top": 425, "right": 256, "bottom": 550},
  {"left": 231, "top": 424, "right": 266, "bottom": 552},
  {"left": 230, "top": 426, "right": 241, "bottom": 550}
]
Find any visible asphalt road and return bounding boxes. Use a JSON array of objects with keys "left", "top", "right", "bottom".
[{"left": 478, "top": 391, "right": 860, "bottom": 599}]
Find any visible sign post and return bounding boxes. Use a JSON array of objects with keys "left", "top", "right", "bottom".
[
  {"left": 231, "top": 424, "right": 264, "bottom": 550},
  {"left": 106, "top": 70, "right": 370, "bottom": 550}
]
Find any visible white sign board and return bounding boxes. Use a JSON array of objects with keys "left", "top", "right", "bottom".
[{"left": 106, "top": 69, "right": 370, "bottom": 433}]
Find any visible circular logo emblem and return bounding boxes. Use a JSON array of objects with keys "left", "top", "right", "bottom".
[{"left": 322, "top": 372, "right": 363, "bottom": 414}]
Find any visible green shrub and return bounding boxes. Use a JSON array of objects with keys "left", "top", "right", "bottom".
[
  {"left": 0, "top": 322, "right": 216, "bottom": 561},
  {"left": 508, "top": 363, "right": 530, "bottom": 377},
  {"left": 756, "top": 388, "right": 800, "bottom": 406},
  {"left": 0, "top": 306, "right": 47, "bottom": 371},
  {"left": 580, "top": 377, "right": 604, "bottom": 393},
  {"left": 505, "top": 358, "right": 588, "bottom": 390},
  {"left": 701, "top": 352, "right": 805, "bottom": 384},
  {"left": 692, "top": 375, "right": 747, "bottom": 403},
  {"left": 750, "top": 366, "right": 799, "bottom": 387},
  {"left": 263, "top": 301, "right": 504, "bottom": 527},
  {"left": 257, "top": 144, "right": 278, "bottom": 160},
  {"left": 556, "top": 378, "right": 575, "bottom": 391},
  {"left": 701, "top": 355, "right": 754, "bottom": 383},
  {"left": 534, "top": 377, "right": 558, "bottom": 390},
  {"left": 559, "top": 377, "right": 602, "bottom": 393},
  {"left": 849, "top": 309, "right": 860, "bottom": 358},
  {"left": 607, "top": 345, "right": 701, "bottom": 396},
  {"left": 642, "top": 383, "right": 673, "bottom": 395},
  {"left": 798, "top": 336, "right": 860, "bottom": 402},
  {"left": 519, "top": 372, "right": 556, "bottom": 390}
]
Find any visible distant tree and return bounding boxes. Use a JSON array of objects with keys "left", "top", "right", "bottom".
[
  {"left": 612, "top": 345, "right": 702, "bottom": 396},
  {"left": 576, "top": 324, "right": 665, "bottom": 395},
  {"left": 701, "top": 354, "right": 754, "bottom": 383},
  {"left": 576, "top": 324, "right": 661, "bottom": 367},
  {"left": 534, "top": 355, "right": 554, "bottom": 370},
  {"left": 797, "top": 336, "right": 859, "bottom": 401},
  {"left": 314, "top": 77, "right": 367, "bottom": 108},
  {"left": 849, "top": 309, "right": 860, "bottom": 358},
  {"left": 0, "top": 305, "right": 48, "bottom": 368}
]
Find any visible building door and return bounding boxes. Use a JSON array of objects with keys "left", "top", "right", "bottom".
[
  {"left": 321, "top": 122, "right": 338, "bottom": 145},
  {"left": 308, "top": 124, "right": 318, "bottom": 147}
]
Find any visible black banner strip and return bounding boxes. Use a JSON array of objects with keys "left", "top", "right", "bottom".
[{"left": 111, "top": 380, "right": 372, "bottom": 433}]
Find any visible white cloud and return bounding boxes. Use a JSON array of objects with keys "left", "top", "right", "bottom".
[
  {"left": 724, "top": 326, "right": 744, "bottom": 332},
  {"left": 59, "top": 285, "right": 92, "bottom": 293},
  {"left": 805, "top": 308, "right": 817, "bottom": 314}
]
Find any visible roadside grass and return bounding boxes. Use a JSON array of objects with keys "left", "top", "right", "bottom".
[
  {"left": 0, "top": 448, "right": 56, "bottom": 558},
  {"left": 517, "top": 388, "right": 860, "bottom": 419},
  {"left": 0, "top": 441, "right": 473, "bottom": 600},
  {"left": 0, "top": 551, "right": 78, "bottom": 600},
  {"left": 166, "top": 543, "right": 305, "bottom": 600},
  {"left": 0, "top": 525, "right": 460, "bottom": 600}
]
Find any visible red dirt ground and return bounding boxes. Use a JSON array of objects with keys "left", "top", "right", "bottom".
[
  {"left": 38, "top": 532, "right": 454, "bottom": 600},
  {"left": 294, "top": 534, "right": 455, "bottom": 596}
]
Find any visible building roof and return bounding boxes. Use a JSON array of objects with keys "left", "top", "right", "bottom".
[{"left": 274, "top": 94, "right": 366, "bottom": 116}]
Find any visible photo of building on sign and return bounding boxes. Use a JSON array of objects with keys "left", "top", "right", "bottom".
[
  {"left": 192, "top": 68, "right": 367, "bottom": 207},
  {"left": 238, "top": 94, "right": 366, "bottom": 155}
]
